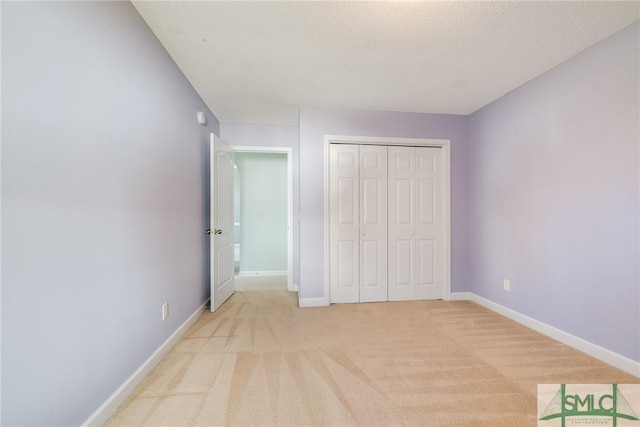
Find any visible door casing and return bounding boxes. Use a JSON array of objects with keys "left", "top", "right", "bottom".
[{"left": 232, "top": 146, "right": 295, "bottom": 292}]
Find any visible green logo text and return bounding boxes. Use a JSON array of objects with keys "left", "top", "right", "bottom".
[{"left": 539, "top": 384, "right": 639, "bottom": 427}]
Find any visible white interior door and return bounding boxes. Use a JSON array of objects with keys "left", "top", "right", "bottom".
[
  {"left": 359, "top": 145, "right": 387, "bottom": 302},
  {"left": 329, "top": 144, "right": 359, "bottom": 303},
  {"left": 210, "top": 134, "right": 235, "bottom": 312},
  {"left": 415, "top": 147, "right": 443, "bottom": 299},
  {"left": 388, "top": 146, "right": 443, "bottom": 301},
  {"left": 388, "top": 146, "right": 416, "bottom": 301}
]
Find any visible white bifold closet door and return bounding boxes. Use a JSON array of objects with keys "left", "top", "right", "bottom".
[
  {"left": 388, "top": 146, "right": 443, "bottom": 301},
  {"left": 329, "top": 144, "right": 387, "bottom": 303}
]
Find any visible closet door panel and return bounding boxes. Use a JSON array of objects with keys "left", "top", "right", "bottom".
[
  {"left": 388, "top": 146, "right": 416, "bottom": 301},
  {"left": 417, "top": 239, "right": 435, "bottom": 283},
  {"left": 359, "top": 145, "right": 387, "bottom": 302},
  {"left": 330, "top": 144, "right": 359, "bottom": 303},
  {"left": 393, "top": 238, "right": 414, "bottom": 287},
  {"left": 362, "top": 240, "right": 381, "bottom": 285},
  {"left": 415, "top": 147, "right": 443, "bottom": 299}
]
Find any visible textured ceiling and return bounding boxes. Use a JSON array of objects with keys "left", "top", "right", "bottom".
[{"left": 133, "top": 1, "right": 639, "bottom": 125}]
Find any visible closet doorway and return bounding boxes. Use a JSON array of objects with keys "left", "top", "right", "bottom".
[
  {"left": 324, "top": 136, "right": 451, "bottom": 303},
  {"left": 233, "top": 146, "right": 294, "bottom": 292}
]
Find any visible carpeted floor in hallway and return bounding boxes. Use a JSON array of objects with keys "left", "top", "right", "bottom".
[{"left": 106, "top": 288, "right": 637, "bottom": 426}]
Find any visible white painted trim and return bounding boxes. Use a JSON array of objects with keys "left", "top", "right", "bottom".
[
  {"left": 441, "top": 142, "right": 452, "bottom": 301},
  {"left": 232, "top": 146, "right": 295, "bottom": 292},
  {"left": 322, "top": 136, "right": 331, "bottom": 308},
  {"left": 81, "top": 301, "right": 209, "bottom": 426},
  {"left": 210, "top": 134, "right": 217, "bottom": 311},
  {"left": 286, "top": 149, "right": 294, "bottom": 292},
  {"left": 232, "top": 145, "right": 291, "bottom": 153},
  {"left": 448, "top": 292, "right": 472, "bottom": 301},
  {"left": 298, "top": 297, "right": 329, "bottom": 308},
  {"left": 236, "top": 270, "right": 288, "bottom": 277},
  {"left": 454, "top": 293, "right": 640, "bottom": 378},
  {"left": 0, "top": 3, "right": 3, "bottom": 419},
  {"left": 323, "top": 135, "right": 451, "bottom": 304},
  {"left": 325, "top": 135, "right": 450, "bottom": 147}
]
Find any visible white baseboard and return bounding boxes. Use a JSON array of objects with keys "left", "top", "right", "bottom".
[
  {"left": 288, "top": 283, "right": 299, "bottom": 292},
  {"left": 82, "top": 300, "right": 209, "bottom": 426},
  {"left": 237, "top": 270, "right": 287, "bottom": 277},
  {"left": 456, "top": 293, "right": 639, "bottom": 378},
  {"left": 448, "top": 292, "right": 471, "bottom": 301},
  {"left": 298, "top": 297, "right": 329, "bottom": 308}
]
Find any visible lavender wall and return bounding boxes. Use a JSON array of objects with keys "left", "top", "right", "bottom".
[
  {"left": 2, "top": 2, "right": 219, "bottom": 425},
  {"left": 468, "top": 22, "right": 639, "bottom": 361},
  {"left": 220, "top": 122, "right": 300, "bottom": 286},
  {"left": 298, "top": 108, "right": 469, "bottom": 299}
]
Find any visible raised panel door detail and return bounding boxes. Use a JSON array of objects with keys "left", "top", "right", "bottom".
[
  {"left": 217, "top": 245, "right": 233, "bottom": 289},
  {"left": 417, "top": 239, "right": 435, "bottom": 285},
  {"left": 395, "top": 179, "right": 413, "bottom": 225},
  {"left": 362, "top": 240, "right": 380, "bottom": 288},
  {"left": 388, "top": 238, "right": 415, "bottom": 301},
  {"left": 337, "top": 241, "right": 357, "bottom": 288},
  {"left": 395, "top": 240, "right": 413, "bottom": 287},
  {"left": 395, "top": 154, "right": 412, "bottom": 170},
  {"left": 359, "top": 145, "right": 388, "bottom": 303},
  {"left": 388, "top": 146, "right": 416, "bottom": 302},
  {"left": 415, "top": 147, "right": 443, "bottom": 300},
  {"left": 338, "top": 152, "right": 355, "bottom": 169},
  {"left": 330, "top": 144, "right": 359, "bottom": 303},
  {"left": 417, "top": 239, "right": 442, "bottom": 299},
  {"left": 217, "top": 152, "right": 233, "bottom": 235},
  {"left": 338, "top": 178, "right": 356, "bottom": 225},
  {"left": 363, "top": 153, "right": 380, "bottom": 169},
  {"left": 418, "top": 180, "right": 435, "bottom": 225},
  {"left": 362, "top": 178, "right": 380, "bottom": 225},
  {"left": 418, "top": 154, "right": 436, "bottom": 171}
]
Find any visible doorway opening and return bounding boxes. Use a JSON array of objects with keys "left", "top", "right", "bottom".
[{"left": 232, "top": 146, "right": 294, "bottom": 292}]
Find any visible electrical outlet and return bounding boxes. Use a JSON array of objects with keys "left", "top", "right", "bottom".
[
  {"left": 503, "top": 279, "right": 510, "bottom": 292},
  {"left": 162, "top": 302, "right": 169, "bottom": 320}
]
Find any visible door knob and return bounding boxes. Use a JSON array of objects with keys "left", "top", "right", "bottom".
[{"left": 205, "top": 229, "right": 223, "bottom": 235}]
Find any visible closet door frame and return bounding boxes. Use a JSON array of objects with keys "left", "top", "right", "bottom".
[{"left": 324, "top": 135, "right": 451, "bottom": 304}]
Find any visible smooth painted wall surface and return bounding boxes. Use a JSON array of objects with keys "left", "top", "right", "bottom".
[
  {"left": 220, "top": 122, "right": 299, "bottom": 284},
  {"left": 1, "top": 2, "right": 219, "bottom": 425},
  {"left": 298, "top": 108, "right": 469, "bottom": 299},
  {"left": 235, "top": 153, "right": 288, "bottom": 272},
  {"left": 468, "top": 22, "right": 639, "bottom": 361}
]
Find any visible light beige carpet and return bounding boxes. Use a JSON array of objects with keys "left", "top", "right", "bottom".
[
  {"left": 107, "top": 291, "right": 637, "bottom": 426},
  {"left": 234, "top": 275, "right": 288, "bottom": 292}
]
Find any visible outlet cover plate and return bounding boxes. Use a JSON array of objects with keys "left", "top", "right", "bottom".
[{"left": 162, "top": 302, "right": 169, "bottom": 320}]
